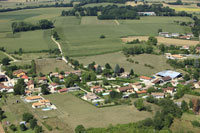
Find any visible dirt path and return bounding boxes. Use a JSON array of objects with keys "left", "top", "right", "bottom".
[
  {"left": 114, "top": 20, "right": 120, "bottom": 25},
  {"left": 0, "top": 123, "right": 5, "bottom": 133},
  {"left": 0, "top": 51, "right": 18, "bottom": 63}
]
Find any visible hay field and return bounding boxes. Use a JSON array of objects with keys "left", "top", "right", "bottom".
[
  {"left": 121, "top": 36, "right": 199, "bottom": 46},
  {"left": 56, "top": 16, "right": 192, "bottom": 57},
  {"left": 74, "top": 52, "right": 173, "bottom": 76}
]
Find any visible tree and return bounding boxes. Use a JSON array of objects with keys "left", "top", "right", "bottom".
[
  {"left": 39, "top": 19, "right": 54, "bottom": 29},
  {"left": 183, "top": 74, "right": 190, "bottom": 81},
  {"left": 19, "top": 48, "right": 23, "bottom": 55},
  {"left": 41, "top": 84, "right": 50, "bottom": 95},
  {"left": 181, "top": 100, "right": 189, "bottom": 112},
  {"left": 0, "top": 108, "right": 6, "bottom": 121},
  {"left": 114, "top": 64, "right": 120, "bottom": 75},
  {"left": 35, "top": 125, "right": 43, "bottom": 133},
  {"left": 119, "top": 67, "right": 124, "bottom": 73},
  {"left": 1, "top": 57, "right": 10, "bottom": 66},
  {"left": 110, "top": 91, "right": 122, "bottom": 99},
  {"left": 20, "top": 124, "right": 27, "bottom": 131},
  {"left": 158, "top": 28, "right": 162, "bottom": 33},
  {"left": 22, "top": 113, "right": 34, "bottom": 122},
  {"left": 103, "top": 78, "right": 109, "bottom": 85},
  {"left": 134, "top": 99, "right": 145, "bottom": 111},
  {"left": 9, "top": 124, "right": 17, "bottom": 131},
  {"left": 147, "top": 36, "right": 157, "bottom": 45},
  {"left": 96, "top": 65, "right": 102, "bottom": 74},
  {"left": 30, "top": 118, "right": 37, "bottom": 130},
  {"left": 14, "top": 79, "right": 26, "bottom": 95},
  {"left": 129, "top": 69, "right": 134, "bottom": 76},
  {"left": 75, "top": 125, "right": 86, "bottom": 133},
  {"left": 100, "top": 35, "right": 105, "bottom": 39},
  {"left": 189, "top": 100, "right": 193, "bottom": 108},
  {"left": 105, "top": 63, "right": 112, "bottom": 69}
]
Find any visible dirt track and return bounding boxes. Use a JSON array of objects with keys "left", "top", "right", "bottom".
[{"left": 121, "top": 36, "right": 199, "bottom": 46}]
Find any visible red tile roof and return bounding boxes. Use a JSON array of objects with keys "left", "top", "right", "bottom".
[
  {"left": 58, "top": 88, "right": 68, "bottom": 93},
  {"left": 140, "top": 76, "right": 152, "bottom": 80}
]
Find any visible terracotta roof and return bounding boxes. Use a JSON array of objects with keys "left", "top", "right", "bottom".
[
  {"left": 38, "top": 77, "right": 47, "bottom": 80},
  {"left": 58, "top": 88, "right": 68, "bottom": 93},
  {"left": 136, "top": 90, "right": 147, "bottom": 94},
  {"left": 13, "top": 70, "right": 26, "bottom": 75},
  {"left": 39, "top": 99, "right": 50, "bottom": 103},
  {"left": 21, "top": 75, "right": 29, "bottom": 79},
  {"left": 118, "top": 86, "right": 133, "bottom": 92},
  {"left": 32, "top": 102, "right": 45, "bottom": 106},
  {"left": 171, "top": 55, "right": 183, "bottom": 59},
  {"left": 140, "top": 76, "right": 152, "bottom": 80},
  {"left": 25, "top": 96, "right": 42, "bottom": 100}
]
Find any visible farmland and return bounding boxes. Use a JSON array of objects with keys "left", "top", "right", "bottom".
[
  {"left": 74, "top": 52, "right": 173, "bottom": 76},
  {"left": 121, "top": 36, "right": 200, "bottom": 46},
  {"left": 56, "top": 16, "right": 192, "bottom": 57}
]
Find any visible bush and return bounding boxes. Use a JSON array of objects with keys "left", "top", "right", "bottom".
[
  {"left": 191, "top": 120, "right": 200, "bottom": 127},
  {"left": 100, "top": 35, "right": 105, "bottom": 39},
  {"left": 75, "top": 125, "right": 86, "bottom": 133},
  {"left": 22, "top": 113, "right": 34, "bottom": 122},
  {"left": 9, "top": 124, "right": 17, "bottom": 131}
]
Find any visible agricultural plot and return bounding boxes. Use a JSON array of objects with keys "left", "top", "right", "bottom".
[
  {"left": 56, "top": 16, "right": 192, "bottom": 57},
  {"left": 121, "top": 36, "right": 199, "bottom": 46},
  {"left": 74, "top": 52, "right": 173, "bottom": 76}
]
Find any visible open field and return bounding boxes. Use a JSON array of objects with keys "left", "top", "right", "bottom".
[
  {"left": 11, "top": 53, "right": 56, "bottom": 60},
  {"left": 43, "top": 93, "right": 157, "bottom": 129},
  {"left": 121, "top": 36, "right": 200, "bottom": 46},
  {"left": 56, "top": 16, "right": 192, "bottom": 57},
  {"left": 74, "top": 52, "right": 173, "bottom": 76},
  {"left": 35, "top": 58, "right": 73, "bottom": 74}
]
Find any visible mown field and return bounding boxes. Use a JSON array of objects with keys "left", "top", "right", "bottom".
[
  {"left": 74, "top": 52, "right": 173, "bottom": 76},
  {"left": 56, "top": 16, "right": 192, "bottom": 57},
  {"left": 0, "top": 7, "right": 71, "bottom": 53}
]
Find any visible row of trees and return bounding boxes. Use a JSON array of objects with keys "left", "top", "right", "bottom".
[
  {"left": 11, "top": 19, "right": 54, "bottom": 33},
  {"left": 0, "top": 2, "right": 73, "bottom": 13},
  {"left": 123, "top": 45, "right": 154, "bottom": 56},
  {"left": 168, "top": 0, "right": 183, "bottom": 5},
  {"left": 192, "top": 16, "right": 200, "bottom": 37},
  {"left": 61, "top": 4, "right": 192, "bottom": 19}
]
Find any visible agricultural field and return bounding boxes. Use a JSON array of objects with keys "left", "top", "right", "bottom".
[
  {"left": 56, "top": 16, "right": 192, "bottom": 57},
  {"left": 121, "top": 36, "right": 200, "bottom": 46},
  {"left": 74, "top": 52, "right": 173, "bottom": 76},
  {"left": 35, "top": 58, "right": 73, "bottom": 74}
]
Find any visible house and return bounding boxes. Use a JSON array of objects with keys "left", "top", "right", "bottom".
[
  {"left": 171, "top": 33, "right": 180, "bottom": 38},
  {"left": 152, "top": 78, "right": 163, "bottom": 85},
  {"left": 21, "top": 75, "right": 29, "bottom": 82},
  {"left": 117, "top": 86, "right": 134, "bottom": 93},
  {"left": 140, "top": 76, "right": 152, "bottom": 82},
  {"left": 129, "top": 83, "right": 142, "bottom": 91},
  {"left": 58, "top": 88, "right": 68, "bottom": 93},
  {"left": 0, "top": 83, "right": 13, "bottom": 93},
  {"left": 151, "top": 93, "right": 164, "bottom": 99},
  {"left": 180, "top": 45, "right": 189, "bottom": 50},
  {"left": 25, "top": 96, "right": 43, "bottom": 103},
  {"left": 120, "top": 72, "right": 130, "bottom": 78},
  {"left": 91, "top": 86, "right": 104, "bottom": 93},
  {"left": 38, "top": 77, "right": 47, "bottom": 84},
  {"left": 58, "top": 75, "right": 64, "bottom": 82},
  {"left": 156, "top": 70, "right": 182, "bottom": 79},
  {"left": 180, "top": 35, "right": 191, "bottom": 40},
  {"left": 159, "top": 32, "right": 169, "bottom": 37},
  {"left": 27, "top": 80, "right": 34, "bottom": 91},
  {"left": 67, "top": 87, "right": 80, "bottom": 92},
  {"left": 0, "top": 75, "right": 8, "bottom": 82},
  {"left": 50, "top": 72, "right": 59, "bottom": 77},
  {"left": 13, "top": 70, "right": 26, "bottom": 78},
  {"left": 194, "top": 81, "right": 200, "bottom": 89},
  {"left": 65, "top": 70, "right": 82, "bottom": 77},
  {"left": 49, "top": 82, "right": 58, "bottom": 93},
  {"left": 32, "top": 99, "right": 51, "bottom": 108},
  {"left": 163, "top": 87, "right": 175, "bottom": 94},
  {"left": 166, "top": 53, "right": 185, "bottom": 60},
  {"left": 138, "top": 12, "right": 156, "bottom": 16},
  {"left": 186, "top": 33, "right": 194, "bottom": 37},
  {"left": 136, "top": 90, "right": 147, "bottom": 94},
  {"left": 82, "top": 93, "right": 99, "bottom": 101},
  {"left": 162, "top": 76, "right": 172, "bottom": 82}
]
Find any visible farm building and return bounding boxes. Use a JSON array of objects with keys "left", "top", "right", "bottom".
[
  {"left": 156, "top": 70, "right": 182, "bottom": 79},
  {"left": 138, "top": 12, "right": 156, "bottom": 16}
]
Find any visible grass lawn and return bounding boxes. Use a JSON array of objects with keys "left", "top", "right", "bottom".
[
  {"left": 43, "top": 93, "right": 157, "bottom": 129},
  {"left": 35, "top": 58, "right": 73, "bottom": 74},
  {"left": 56, "top": 16, "right": 192, "bottom": 57},
  {"left": 74, "top": 52, "right": 173, "bottom": 76}
]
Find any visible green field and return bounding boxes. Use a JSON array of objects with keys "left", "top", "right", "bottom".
[
  {"left": 56, "top": 16, "right": 192, "bottom": 57},
  {"left": 74, "top": 52, "right": 173, "bottom": 76},
  {"left": 0, "top": 51, "right": 8, "bottom": 60}
]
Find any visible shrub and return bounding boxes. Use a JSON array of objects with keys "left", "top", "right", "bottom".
[
  {"left": 100, "top": 35, "right": 105, "bottom": 39},
  {"left": 9, "top": 124, "right": 17, "bottom": 131}
]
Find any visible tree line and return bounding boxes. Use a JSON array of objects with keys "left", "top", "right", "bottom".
[
  {"left": 0, "top": 2, "right": 73, "bottom": 13},
  {"left": 11, "top": 19, "right": 54, "bottom": 33},
  {"left": 61, "top": 4, "right": 192, "bottom": 20},
  {"left": 192, "top": 16, "right": 200, "bottom": 37}
]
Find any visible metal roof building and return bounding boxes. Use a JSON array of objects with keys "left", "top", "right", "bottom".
[{"left": 156, "top": 70, "right": 182, "bottom": 79}]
